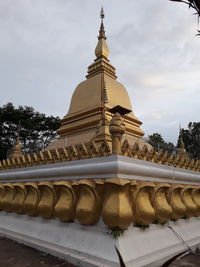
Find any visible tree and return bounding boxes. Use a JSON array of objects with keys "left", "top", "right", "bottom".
[
  {"left": 170, "top": 0, "right": 200, "bottom": 35},
  {"left": 177, "top": 122, "right": 200, "bottom": 159},
  {"left": 147, "top": 133, "right": 175, "bottom": 153},
  {"left": 0, "top": 103, "right": 60, "bottom": 160}
]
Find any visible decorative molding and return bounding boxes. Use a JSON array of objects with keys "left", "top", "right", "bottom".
[
  {"left": 0, "top": 140, "right": 111, "bottom": 171},
  {"left": 0, "top": 178, "right": 200, "bottom": 229},
  {"left": 121, "top": 139, "right": 200, "bottom": 172}
]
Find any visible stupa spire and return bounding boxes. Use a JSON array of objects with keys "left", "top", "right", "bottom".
[
  {"left": 87, "top": 7, "right": 116, "bottom": 79},
  {"left": 98, "top": 7, "right": 106, "bottom": 40},
  {"left": 95, "top": 7, "right": 109, "bottom": 59},
  {"left": 178, "top": 125, "right": 188, "bottom": 157},
  {"left": 7, "top": 123, "right": 23, "bottom": 159}
]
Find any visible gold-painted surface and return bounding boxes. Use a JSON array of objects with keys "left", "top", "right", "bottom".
[
  {"left": 24, "top": 182, "right": 40, "bottom": 216},
  {"left": 192, "top": 188, "right": 200, "bottom": 216},
  {"left": 72, "top": 180, "right": 80, "bottom": 202},
  {"left": 181, "top": 186, "right": 197, "bottom": 217},
  {"left": 1, "top": 184, "right": 14, "bottom": 212},
  {"left": 121, "top": 140, "right": 200, "bottom": 173},
  {"left": 109, "top": 113, "right": 125, "bottom": 155},
  {"left": 132, "top": 182, "right": 155, "bottom": 225},
  {"left": 0, "top": 140, "right": 111, "bottom": 171},
  {"left": 76, "top": 179, "right": 100, "bottom": 225},
  {"left": 37, "top": 182, "right": 56, "bottom": 219},
  {"left": 95, "top": 178, "right": 105, "bottom": 210},
  {"left": 102, "top": 178, "right": 133, "bottom": 229},
  {"left": 54, "top": 181, "right": 76, "bottom": 222},
  {"left": 121, "top": 139, "right": 132, "bottom": 157},
  {"left": 54, "top": 14, "right": 144, "bottom": 148},
  {"left": 12, "top": 183, "right": 26, "bottom": 214},
  {"left": 167, "top": 185, "right": 186, "bottom": 220},
  {"left": 7, "top": 136, "right": 23, "bottom": 160},
  {"left": 0, "top": 179, "right": 199, "bottom": 229},
  {"left": 0, "top": 184, "right": 5, "bottom": 210},
  {"left": 151, "top": 183, "right": 172, "bottom": 223}
]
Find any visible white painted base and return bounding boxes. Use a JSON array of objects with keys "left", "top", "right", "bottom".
[{"left": 0, "top": 212, "right": 199, "bottom": 267}]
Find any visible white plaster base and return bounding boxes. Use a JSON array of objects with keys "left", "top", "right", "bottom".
[{"left": 0, "top": 212, "right": 200, "bottom": 267}]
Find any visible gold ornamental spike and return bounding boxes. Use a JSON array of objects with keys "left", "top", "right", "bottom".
[{"left": 95, "top": 7, "right": 109, "bottom": 59}]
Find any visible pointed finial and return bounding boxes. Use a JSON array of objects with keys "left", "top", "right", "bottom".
[
  {"left": 7, "top": 122, "right": 23, "bottom": 159},
  {"left": 178, "top": 124, "right": 188, "bottom": 157},
  {"left": 98, "top": 6, "right": 106, "bottom": 40},
  {"left": 100, "top": 6, "right": 105, "bottom": 20},
  {"left": 87, "top": 7, "right": 117, "bottom": 79},
  {"left": 179, "top": 124, "right": 185, "bottom": 149}
]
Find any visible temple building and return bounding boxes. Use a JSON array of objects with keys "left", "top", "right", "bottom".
[
  {"left": 0, "top": 8, "right": 200, "bottom": 267},
  {"left": 47, "top": 8, "right": 145, "bottom": 150}
]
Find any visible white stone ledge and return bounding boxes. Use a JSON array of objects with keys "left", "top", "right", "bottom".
[
  {"left": 0, "top": 212, "right": 199, "bottom": 267},
  {"left": 0, "top": 155, "right": 199, "bottom": 185}
]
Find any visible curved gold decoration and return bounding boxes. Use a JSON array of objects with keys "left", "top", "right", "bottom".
[
  {"left": 167, "top": 185, "right": 185, "bottom": 220},
  {"left": 181, "top": 186, "right": 197, "bottom": 217},
  {"left": 151, "top": 183, "right": 172, "bottom": 223},
  {"left": 132, "top": 182, "right": 155, "bottom": 225},
  {"left": 0, "top": 184, "right": 5, "bottom": 210},
  {"left": 24, "top": 182, "right": 40, "bottom": 216},
  {"left": 37, "top": 182, "right": 56, "bottom": 219},
  {"left": 54, "top": 181, "right": 76, "bottom": 222},
  {"left": 192, "top": 187, "right": 200, "bottom": 216},
  {"left": 72, "top": 180, "right": 80, "bottom": 204},
  {"left": 76, "top": 179, "right": 101, "bottom": 225},
  {"left": 1, "top": 184, "right": 14, "bottom": 212},
  {"left": 95, "top": 179, "right": 105, "bottom": 211},
  {"left": 12, "top": 183, "right": 26, "bottom": 214},
  {"left": 0, "top": 179, "right": 200, "bottom": 230},
  {"left": 102, "top": 178, "right": 133, "bottom": 229}
]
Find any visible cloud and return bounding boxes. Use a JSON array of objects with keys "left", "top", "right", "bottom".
[{"left": 0, "top": 0, "right": 199, "bottom": 145}]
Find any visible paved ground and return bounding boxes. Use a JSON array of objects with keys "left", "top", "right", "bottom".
[
  {"left": 0, "top": 237, "right": 76, "bottom": 267},
  {"left": 170, "top": 252, "right": 200, "bottom": 267},
  {"left": 0, "top": 236, "right": 200, "bottom": 267}
]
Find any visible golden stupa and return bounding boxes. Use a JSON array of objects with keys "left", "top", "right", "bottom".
[
  {"left": 48, "top": 9, "right": 145, "bottom": 150},
  {"left": 7, "top": 136, "right": 23, "bottom": 159}
]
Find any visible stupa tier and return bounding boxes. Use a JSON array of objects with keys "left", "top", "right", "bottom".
[{"left": 48, "top": 9, "right": 145, "bottom": 150}]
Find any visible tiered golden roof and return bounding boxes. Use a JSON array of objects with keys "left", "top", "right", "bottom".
[{"left": 48, "top": 9, "right": 144, "bottom": 150}]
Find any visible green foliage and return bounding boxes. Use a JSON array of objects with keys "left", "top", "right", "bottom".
[
  {"left": 153, "top": 220, "right": 167, "bottom": 226},
  {"left": 110, "top": 227, "right": 125, "bottom": 239},
  {"left": 147, "top": 133, "right": 175, "bottom": 153},
  {"left": 169, "top": 0, "right": 200, "bottom": 35},
  {"left": 0, "top": 103, "right": 60, "bottom": 160},
  {"left": 134, "top": 224, "right": 149, "bottom": 231},
  {"left": 177, "top": 122, "right": 200, "bottom": 159}
]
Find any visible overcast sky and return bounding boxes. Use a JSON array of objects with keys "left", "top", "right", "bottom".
[{"left": 0, "top": 0, "right": 199, "bottom": 144}]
